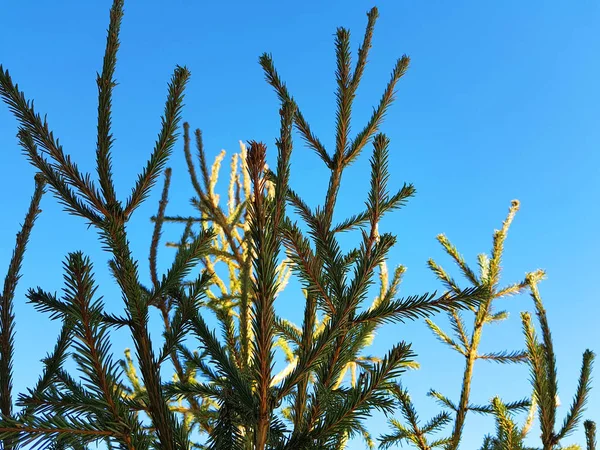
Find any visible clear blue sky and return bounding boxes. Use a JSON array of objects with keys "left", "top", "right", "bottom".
[{"left": 1, "top": 1, "right": 599, "bottom": 448}]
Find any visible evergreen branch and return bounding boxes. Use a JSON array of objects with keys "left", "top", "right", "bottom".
[
  {"left": 468, "top": 398, "right": 530, "bottom": 414},
  {"left": 17, "top": 323, "right": 71, "bottom": 417},
  {"left": 100, "top": 312, "right": 131, "bottom": 328},
  {"left": 187, "top": 140, "right": 243, "bottom": 266},
  {"left": 178, "top": 346, "right": 220, "bottom": 384},
  {"left": 192, "top": 202, "right": 243, "bottom": 265},
  {"left": 164, "top": 381, "right": 222, "bottom": 400},
  {"left": 247, "top": 138, "right": 287, "bottom": 449},
  {"left": 259, "top": 53, "right": 331, "bottom": 167},
  {"left": 206, "top": 390, "right": 247, "bottom": 450},
  {"left": 0, "top": 174, "right": 44, "bottom": 440},
  {"left": 349, "top": 7, "right": 378, "bottom": 94},
  {"left": 310, "top": 343, "right": 415, "bottom": 446},
  {"left": 489, "top": 200, "right": 519, "bottom": 287},
  {"left": 95, "top": 0, "right": 124, "bottom": 208},
  {"left": 422, "top": 412, "right": 452, "bottom": 435},
  {"left": 0, "top": 426, "right": 106, "bottom": 446},
  {"left": 280, "top": 219, "right": 336, "bottom": 315},
  {"left": 273, "top": 318, "right": 302, "bottom": 347},
  {"left": 0, "top": 416, "right": 115, "bottom": 448},
  {"left": 378, "top": 426, "right": 412, "bottom": 450},
  {"left": 227, "top": 152, "right": 239, "bottom": 216},
  {"left": 368, "top": 134, "right": 390, "bottom": 214},
  {"left": 102, "top": 228, "right": 185, "bottom": 449},
  {"left": 489, "top": 397, "right": 524, "bottom": 450},
  {"left": 151, "top": 228, "right": 215, "bottom": 305},
  {"left": 284, "top": 185, "right": 317, "bottom": 231},
  {"left": 476, "top": 350, "right": 528, "bottom": 364},
  {"left": 425, "top": 319, "right": 466, "bottom": 355},
  {"left": 334, "top": 27, "right": 352, "bottom": 160},
  {"left": 157, "top": 291, "right": 197, "bottom": 366},
  {"left": 150, "top": 168, "right": 172, "bottom": 289},
  {"left": 526, "top": 277, "right": 558, "bottom": 446},
  {"left": 275, "top": 310, "right": 346, "bottom": 402},
  {"left": 159, "top": 215, "right": 208, "bottom": 223},
  {"left": 215, "top": 306, "right": 242, "bottom": 370},
  {"left": 195, "top": 128, "right": 212, "bottom": 196},
  {"left": 189, "top": 313, "right": 254, "bottom": 409},
  {"left": 435, "top": 234, "right": 479, "bottom": 286},
  {"left": 485, "top": 310, "right": 509, "bottom": 324},
  {"left": 448, "top": 310, "right": 470, "bottom": 349},
  {"left": 477, "top": 253, "right": 490, "bottom": 286},
  {"left": 27, "top": 288, "right": 69, "bottom": 321},
  {"left": 352, "top": 287, "right": 482, "bottom": 326},
  {"left": 183, "top": 128, "right": 243, "bottom": 263},
  {"left": 182, "top": 122, "right": 206, "bottom": 199},
  {"left": 354, "top": 421, "right": 376, "bottom": 450},
  {"left": 428, "top": 390, "right": 458, "bottom": 412},
  {"left": 18, "top": 389, "right": 104, "bottom": 419},
  {"left": 556, "top": 350, "right": 595, "bottom": 441},
  {"left": 331, "top": 184, "right": 415, "bottom": 234},
  {"left": 585, "top": 421, "right": 597, "bottom": 450},
  {"left": 495, "top": 279, "right": 529, "bottom": 299},
  {"left": 239, "top": 248, "right": 253, "bottom": 370},
  {"left": 124, "top": 65, "right": 190, "bottom": 217},
  {"left": 18, "top": 129, "right": 104, "bottom": 225},
  {"left": 427, "top": 259, "right": 462, "bottom": 294},
  {"left": 60, "top": 252, "right": 143, "bottom": 448},
  {"left": 479, "top": 435, "right": 496, "bottom": 450},
  {"left": 522, "top": 311, "right": 554, "bottom": 447},
  {"left": 382, "top": 383, "right": 453, "bottom": 449},
  {"left": 344, "top": 233, "right": 396, "bottom": 318},
  {"left": 0, "top": 70, "right": 107, "bottom": 215},
  {"left": 436, "top": 201, "right": 532, "bottom": 450},
  {"left": 293, "top": 291, "right": 317, "bottom": 431},
  {"left": 274, "top": 101, "right": 295, "bottom": 227},
  {"left": 301, "top": 235, "right": 398, "bottom": 427},
  {"left": 429, "top": 438, "right": 453, "bottom": 449},
  {"left": 344, "top": 55, "right": 409, "bottom": 166}
]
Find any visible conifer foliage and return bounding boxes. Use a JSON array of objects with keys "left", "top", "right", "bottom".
[
  {"left": 0, "top": 1, "right": 595, "bottom": 449},
  {"left": 0, "top": 176, "right": 44, "bottom": 450},
  {"left": 520, "top": 274, "right": 594, "bottom": 450},
  {"left": 0, "top": 1, "right": 481, "bottom": 448},
  {"left": 424, "top": 201, "right": 542, "bottom": 449}
]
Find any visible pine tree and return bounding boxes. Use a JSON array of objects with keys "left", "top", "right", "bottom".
[{"left": 0, "top": 1, "right": 483, "bottom": 449}]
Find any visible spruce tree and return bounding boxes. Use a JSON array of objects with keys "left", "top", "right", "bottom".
[
  {"left": 521, "top": 273, "right": 595, "bottom": 450},
  {"left": 0, "top": 1, "right": 482, "bottom": 448},
  {"left": 425, "top": 201, "right": 542, "bottom": 449},
  {"left": 123, "top": 126, "right": 400, "bottom": 447},
  {"left": 1, "top": 1, "right": 595, "bottom": 449},
  {"left": 476, "top": 273, "right": 596, "bottom": 450}
]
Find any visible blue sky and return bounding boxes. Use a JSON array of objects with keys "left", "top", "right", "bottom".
[{"left": 1, "top": 1, "right": 599, "bottom": 448}]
